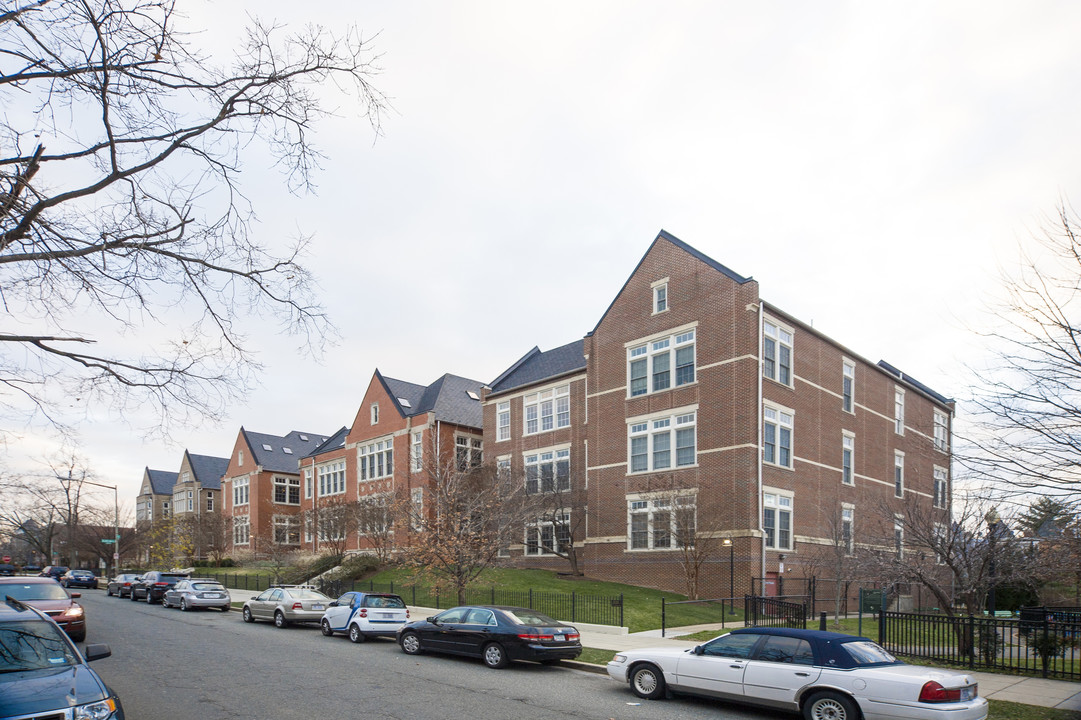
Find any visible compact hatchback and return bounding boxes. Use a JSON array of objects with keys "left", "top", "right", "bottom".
[
  {"left": 0, "top": 597, "right": 123, "bottom": 719},
  {"left": 0, "top": 576, "right": 86, "bottom": 642},
  {"left": 320, "top": 591, "right": 409, "bottom": 642},
  {"left": 163, "top": 579, "right": 232, "bottom": 611},
  {"left": 242, "top": 585, "right": 332, "bottom": 627}
]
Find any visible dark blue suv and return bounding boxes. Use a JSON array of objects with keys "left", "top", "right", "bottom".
[{"left": 0, "top": 597, "right": 124, "bottom": 718}]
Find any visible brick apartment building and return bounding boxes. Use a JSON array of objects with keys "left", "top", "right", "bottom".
[
  {"left": 298, "top": 370, "right": 486, "bottom": 555},
  {"left": 221, "top": 428, "right": 330, "bottom": 556},
  {"left": 135, "top": 467, "right": 176, "bottom": 528},
  {"left": 483, "top": 230, "right": 953, "bottom": 598}
]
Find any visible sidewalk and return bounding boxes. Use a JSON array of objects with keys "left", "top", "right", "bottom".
[{"left": 226, "top": 589, "right": 1081, "bottom": 712}]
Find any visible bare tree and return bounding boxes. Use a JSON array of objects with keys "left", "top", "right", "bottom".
[
  {"left": 961, "top": 203, "right": 1081, "bottom": 502},
  {"left": 353, "top": 493, "right": 395, "bottom": 563},
  {"left": 401, "top": 453, "right": 530, "bottom": 604},
  {"left": 803, "top": 505, "right": 865, "bottom": 627},
  {"left": 309, "top": 496, "right": 356, "bottom": 557},
  {"left": 0, "top": 0, "right": 385, "bottom": 435},
  {"left": 72, "top": 503, "right": 136, "bottom": 572},
  {"left": 522, "top": 465, "right": 587, "bottom": 576}
]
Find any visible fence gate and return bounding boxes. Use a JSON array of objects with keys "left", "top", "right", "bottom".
[{"left": 745, "top": 595, "right": 807, "bottom": 629}]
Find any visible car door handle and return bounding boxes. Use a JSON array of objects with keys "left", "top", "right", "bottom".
[
  {"left": 795, "top": 672, "right": 810, "bottom": 677},
  {"left": 730, "top": 665, "right": 742, "bottom": 669}
]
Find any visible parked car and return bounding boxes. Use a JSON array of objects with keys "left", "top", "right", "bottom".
[
  {"left": 106, "top": 573, "right": 141, "bottom": 598},
  {"left": 0, "top": 563, "right": 15, "bottom": 576},
  {"left": 242, "top": 585, "right": 332, "bottom": 627},
  {"left": 163, "top": 579, "right": 231, "bottom": 611},
  {"left": 38, "top": 565, "right": 69, "bottom": 580},
  {"left": 606, "top": 627, "right": 988, "bottom": 720},
  {"left": 0, "top": 576, "right": 87, "bottom": 642},
  {"left": 397, "top": 605, "right": 582, "bottom": 669},
  {"left": 130, "top": 571, "right": 189, "bottom": 604},
  {"left": 22, "top": 564, "right": 42, "bottom": 574},
  {"left": 320, "top": 591, "right": 409, "bottom": 642},
  {"left": 60, "top": 569, "right": 98, "bottom": 589},
  {"left": 0, "top": 597, "right": 123, "bottom": 718}
]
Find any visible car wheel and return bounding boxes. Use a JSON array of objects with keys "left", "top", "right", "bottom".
[
  {"left": 146, "top": 592, "right": 153, "bottom": 604},
  {"left": 180, "top": 598, "right": 188, "bottom": 611},
  {"left": 482, "top": 642, "right": 509, "bottom": 669},
  {"left": 160, "top": 594, "right": 169, "bottom": 606},
  {"left": 804, "top": 691, "right": 859, "bottom": 720},
  {"left": 400, "top": 631, "right": 422, "bottom": 655},
  {"left": 129, "top": 591, "right": 137, "bottom": 602},
  {"left": 348, "top": 624, "right": 366, "bottom": 643},
  {"left": 106, "top": 587, "right": 113, "bottom": 597},
  {"left": 221, "top": 605, "right": 231, "bottom": 612},
  {"left": 630, "top": 663, "right": 666, "bottom": 700},
  {"left": 242, "top": 607, "right": 254, "bottom": 623},
  {"left": 274, "top": 610, "right": 287, "bottom": 628},
  {"left": 320, "top": 619, "right": 333, "bottom": 637}
]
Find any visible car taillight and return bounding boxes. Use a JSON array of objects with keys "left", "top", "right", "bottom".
[
  {"left": 566, "top": 633, "right": 580, "bottom": 641},
  {"left": 919, "top": 681, "right": 963, "bottom": 703},
  {"left": 406, "top": 609, "right": 410, "bottom": 618},
  {"left": 518, "top": 632, "right": 555, "bottom": 641},
  {"left": 359, "top": 608, "right": 368, "bottom": 617},
  {"left": 292, "top": 602, "right": 303, "bottom": 610},
  {"left": 154, "top": 582, "right": 168, "bottom": 587}
]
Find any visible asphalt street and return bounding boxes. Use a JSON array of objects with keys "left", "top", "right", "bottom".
[{"left": 79, "top": 589, "right": 772, "bottom": 720}]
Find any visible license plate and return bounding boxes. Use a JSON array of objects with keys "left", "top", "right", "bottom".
[
  {"left": 960, "top": 686, "right": 976, "bottom": 701},
  {"left": 379, "top": 613, "right": 394, "bottom": 619},
  {"left": 554, "top": 634, "right": 564, "bottom": 642},
  {"left": 312, "top": 604, "right": 324, "bottom": 610}
]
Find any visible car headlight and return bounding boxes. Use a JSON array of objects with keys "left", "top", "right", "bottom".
[
  {"left": 74, "top": 697, "right": 117, "bottom": 719},
  {"left": 611, "top": 654, "right": 627, "bottom": 664},
  {"left": 63, "top": 606, "right": 85, "bottom": 618}
]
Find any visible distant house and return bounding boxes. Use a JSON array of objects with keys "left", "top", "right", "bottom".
[
  {"left": 135, "top": 467, "right": 177, "bottom": 527},
  {"left": 221, "top": 428, "right": 329, "bottom": 556},
  {"left": 299, "top": 370, "right": 486, "bottom": 555}
]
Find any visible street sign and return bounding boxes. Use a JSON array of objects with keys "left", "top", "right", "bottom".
[
  {"left": 101, "top": 539, "right": 115, "bottom": 544},
  {"left": 1, "top": 555, "right": 9, "bottom": 563},
  {"left": 113, "top": 553, "right": 119, "bottom": 561}
]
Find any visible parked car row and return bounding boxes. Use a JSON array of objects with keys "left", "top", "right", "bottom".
[
  {"left": 0, "top": 576, "right": 87, "bottom": 642},
  {"left": 102, "top": 571, "right": 232, "bottom": 611}
]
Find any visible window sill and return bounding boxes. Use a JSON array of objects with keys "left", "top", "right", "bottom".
[
  {"left": 626, "top": 463, "right": 699, "bottom": 476},
  {"left": 763, "top": 376, "right": 794, "bottom": 390},
  {"left": 763, "top": 461, "right": 795, "bottom": 472}
]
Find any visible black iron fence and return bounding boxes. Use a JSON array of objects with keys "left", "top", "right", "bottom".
[
  {"left": 745, "top": 595, "right": 808, "bottom": 629},
  {"left": 880, "top": 609, "right": 1081, "bottom": 681}
]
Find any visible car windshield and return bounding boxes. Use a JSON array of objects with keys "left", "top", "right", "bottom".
[
  {"left": 191, "top": 583, "right": 223, "bottom": 591},
  {"left": 1, "top": 583, "right": 70, "bottom": 601},
  {"left": 287, "top": 590, "right": 327, "bottom": 600},
  {"left": 0, "top": 619, "right": 78, "bottom": 673},
  {"left": 503, "top": 609, "right": 560, "bottom": 626},
  {"left": 362, "top": 595, "right": 405, "bottom": 609},
  {"left": 842, "top": 641, "right": 898, "bottom": 665},
  {"left": 71, "top": 572, "right": 93, "bottom": 578}
]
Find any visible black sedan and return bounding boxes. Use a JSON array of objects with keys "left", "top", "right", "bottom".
[
  {"left": 397, "top": 605, "right": 582, "bottom": 669},
  {"left": 59, "top": 569, "right": 98, "bottom": 589},
  {"left": 106, "top": 573, "right": 141, "bottom": 598}
]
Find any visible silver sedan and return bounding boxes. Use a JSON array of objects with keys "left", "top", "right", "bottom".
[
  {"left": 242, "top": 585, "right": 331, "bottom": 627},
  {"left": 163, "top": 579, "right": 232, "bottom": 611}
]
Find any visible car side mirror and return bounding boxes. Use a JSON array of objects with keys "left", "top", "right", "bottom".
[
  {"left": 328, "top": 601, "right": 339, "bottom": 607},
  {"left": 694, "top": 645, "right": 705, "bottom": 656},
  {"left": 427, "top": 616, "right": 439, "bottom": 625},
  {"left": 84, "top": 644, "right": 111, "bottom": 662},
  {"left": 71, "top": 592, "right": 81, "bottom": 599}
]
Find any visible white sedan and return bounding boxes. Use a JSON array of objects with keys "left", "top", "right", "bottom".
[{"left": 607, "top": 627, "right": 988, "bottom": 720}]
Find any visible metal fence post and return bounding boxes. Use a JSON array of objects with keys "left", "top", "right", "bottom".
[
  {"left": 662, "top": 598, "right": 667, "bottom": 638},
  {"left": 619, "top": 594, "right": 624, "bottom": 628},
  {"left": 572, "top": 592, "right": 576, "bottom": 623}
]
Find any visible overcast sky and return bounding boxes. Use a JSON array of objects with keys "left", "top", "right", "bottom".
[{"left": 13, "top": 2, "right": 1081, "bottom": 511}]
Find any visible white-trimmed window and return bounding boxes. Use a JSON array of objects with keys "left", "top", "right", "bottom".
[
  {"left": 763, "top": 491, "right": 793, "bottom": 550},
  {"left": 232, "top": 477, "right": 249, "bottom": 507},
  {"left": 207, "top": 495, "right": 214, "bottom": 512},
  {"left": 763, "top": 319, "right": 793, "bottom": 386},
  {"left": 842, "top": 360, "right": 855, "bottom": 413},
  {"left": 274, "top": 476, "right": 301, "bottom": 505},
  {"left": 370, "top": 402, "right": 379, "bottom": 425},
  {"left": 273, "top": 515, "right": 301, "bottom": 545},
  {"left": 525, "top": 513, "right": 571, "bottom": 556},
  {"left": 410, "top": 487, "right": 423, "bottom": 530},
  {"left": 842, "top": 433, "right": 854, "bottom": 486},
  {"left": 628, "top": 329, "right": 696, "bottom": 397},
  {"left": 187, "top": 490, "right": 193, "bottom": 512},
  {"left": 238, "top": 450, "right": 244, "bottom": 467},
  {"left": 497, "top": 457, "right": 511, "bottom": 481},
  {"left": 304, "top": 468, "right": 313, "bottom": 499},
  {"left": 894, "top": 387, "right": 905, "bottom": 435},
  {"left": 933, "top": 467, "right": 948, "bottom": 509},
  {"left": 523, "top": 385, "right": 570, "bottom": 434},
  {"left": 763, "top": 404, "right": 793, "bottom": 468},
  {"left": 162, "top": 501, "right": 169, "bottom": 517},
  {"left": 841, "top": 505, "right": 854, "bottom": 555},
  {"left": 359, "top": 438, "right": 393, "bottom": 481},
  {"left": 933, "top": 522, "right": 947, "bottom": 564},
  {"left": 894, "top": 451, "right": 904, "bottom": 498},
  {"left": 318, "top": 460, "right": 346, "bottom": 496},
  {"left": 934, "top": 410, "right": 949, "bottom": 452},
  {"left": 628, "top": 411, "right": 697, "bottom": 473},
  {"left": 525, "top": 449, "right": 570, "bottom": 494},
  {"left": 233, "top": 515, "right": 249, "bottom": 545},
  {"left": 652, "top": 280, "right": 668, "bottom": 314},
  {"left": 455, "top": 436, "right": 483, "bottom": 470},
  {"left": 496, "top": 402, "right": 511, "bottom": 441},
  {"left": 411, "top": 431, "right": 423, "bottom": 472},
  {"left": 628, "top": 495, "right": 696, "bottom": 550},
  {"left": 894, "top": 517, "right": 904, "bottom": 558}
]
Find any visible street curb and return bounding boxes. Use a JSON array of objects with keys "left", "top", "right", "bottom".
[{"left": 563, "top": 660, "right": 607, "bottom": 675}]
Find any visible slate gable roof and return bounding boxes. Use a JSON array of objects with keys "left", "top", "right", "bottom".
[
  {"left": 488, "top": 339, "right": 586, "bottom": 396},
  {"left": 305, "top": 427, "right": 349, "bottom": 459},
  {"left": 145, "top": 468, "right": 177, "bottom": 496},
  {"left": 242, "top": 429, "right": 329, "bottom": 473},
  {"left": 186, "top": 453, "right": 229, "bottom": 491},
  {"left": 379, "top": 371, "right": 485, "bottom": 429}
]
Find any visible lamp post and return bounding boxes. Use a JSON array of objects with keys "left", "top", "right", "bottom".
[
  {"left": 80, "top": 480, "right": 120, "bottom": 578},
  {"left": 723, "top": 538, "right": 735, "bottom": 614},
  {"left": 986, "top": 508, "right": 1000, "bottom": 615}
]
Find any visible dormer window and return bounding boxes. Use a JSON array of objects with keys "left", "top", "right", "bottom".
[
  {"left": 652, "top": 278, "right": 669, "bottom": 314},
  {"left": 371, "top": 402, "right": 379, "bottom": 425},
  {"left": 238, "top": 450, "right": 244, "bottom": 466}
]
